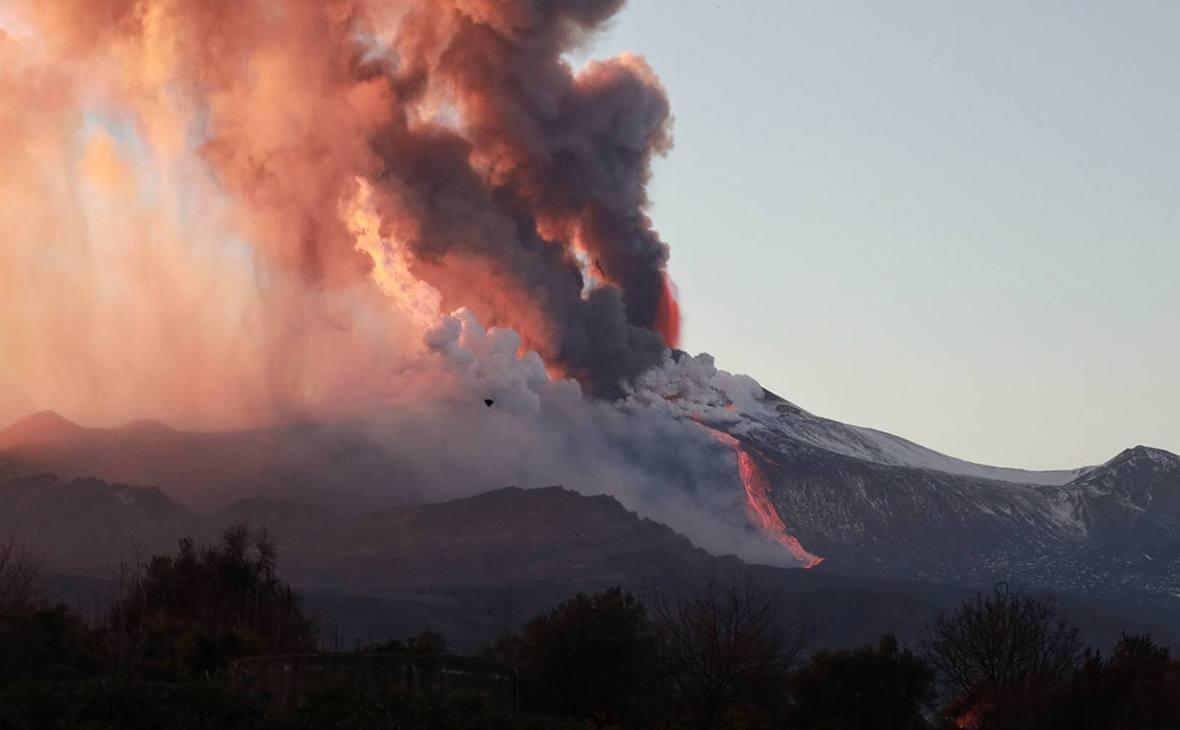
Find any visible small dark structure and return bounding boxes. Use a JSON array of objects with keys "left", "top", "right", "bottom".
[{"left": 232, "top": 654, "right": 517, "bottom": 713}]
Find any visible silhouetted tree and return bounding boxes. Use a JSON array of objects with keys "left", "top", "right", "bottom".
[
  {"left": 0, "top": 536, "right": 39, "bottom": 615},
  {"left": 790, "top": 634, "right": 934, "bottom": 730},
  {"left": 650, "top": 578, "right": 805, "bottom": 730},
  {"left": 107, "top": 525, "right": 315, "bottom": 679},
  {"left": 925, "top": 585, "right": 1082, "bottom": 698},
  {"left": 925, "top": 585, "right": 1084, "bottom": 728},
  {"left": 494, "top": 587, "right": 654, "bottom": 726}
]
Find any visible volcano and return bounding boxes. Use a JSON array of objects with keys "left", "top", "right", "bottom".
[
  {"left": 717, "top": 391, "right": 1180, "bottom": 604},
  {"left": 3, "top": 391, "right": 1177, "bottom": 616}
]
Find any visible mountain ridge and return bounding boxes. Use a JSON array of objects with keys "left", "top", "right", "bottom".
[
  {"left": 721, "top": 392, "right": 1180, "bottom": 604},
  {"left": 4, "top": 404, "right": 1177, "bottom": 617},
  {"left": 747, "top": 391, "right": 1097, "bottom": 485},
  {"left": 12, "top": 472, "right": 1177, "bottom": 653}
]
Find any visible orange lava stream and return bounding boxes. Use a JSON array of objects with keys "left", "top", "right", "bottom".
[{"left": 707, "top": 428, "right": 825, "bottom": 569}]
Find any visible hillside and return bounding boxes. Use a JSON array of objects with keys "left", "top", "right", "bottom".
[
  {"left": 5, "top": 405, "right": 1179, "bottom": 639},
  {"left": 8, "top": 474, "right": 1174, "bottom": 653}
]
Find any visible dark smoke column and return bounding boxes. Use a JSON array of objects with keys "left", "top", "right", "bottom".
[
  {"left": 17, "top": 0, "right": 682, "bottom": 398},
  {"left": 380, "top": 0, "right": 680, "bottom": 394}
]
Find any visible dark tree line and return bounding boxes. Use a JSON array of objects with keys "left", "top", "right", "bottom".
[
  {"left": 0, "top": 529, "right": 568, "bottom": 729},
  {"left": 490, "top": 580, "right": 931, "bottom": 730},
  {"left": 489, "top": 581, "right": 1180, "bottom": 730},
  {"left": 925, "top": 585, "right": 1180, "bottom": 730},
  {"left": 3, "top": 530, "right": 1180, "bottom": 730},
  {"left": 1, "top": 526, "right": 314, "bottom": 686}
]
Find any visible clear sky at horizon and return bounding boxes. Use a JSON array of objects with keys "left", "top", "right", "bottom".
[{"left": 587, "top": 1, "right": 1179, "bottom": 469}]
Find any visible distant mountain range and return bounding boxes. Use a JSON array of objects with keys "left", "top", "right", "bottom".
[
  {"left": 0, "top": 410, "right": 427, "bottom": 511},
  {"left": 2, "top": 405, "right": 1177, "bottom": 650}
]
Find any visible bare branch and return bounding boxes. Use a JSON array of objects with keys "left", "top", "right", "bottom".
[{"left": 0, "top": 535, "right": 40, "bottom": 613}]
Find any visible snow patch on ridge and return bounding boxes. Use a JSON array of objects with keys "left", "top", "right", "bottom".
[
  {"left": 624, "top": 352, "right": 1094, "bottom": 486},
  {"left": 744, "top": 393, "right": 1092, "bottom": 486}
]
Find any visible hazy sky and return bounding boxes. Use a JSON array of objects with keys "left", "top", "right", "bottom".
[{"left": 587, "top": 1, "right": 1179, "bottom": 469}]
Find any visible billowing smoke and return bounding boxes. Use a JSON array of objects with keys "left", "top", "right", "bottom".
[
  {"left": 343, "top": 310, "right": 797, "bottom": 566},
  {"left": 0, "top": 1, "right": 811, "bottom": 567},
  {"left": 2, "top": 0, "right": 675, "bottom": 402}
]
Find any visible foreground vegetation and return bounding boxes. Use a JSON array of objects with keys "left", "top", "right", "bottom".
[{"left": 1, "top": 530, "right": 1178, "bottom": 729}]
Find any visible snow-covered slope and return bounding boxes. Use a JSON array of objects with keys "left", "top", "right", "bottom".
[
  {"left": 744, "top": 391, "right": 1090, "bottom": 486},
  {"left": 714, "top": 389, "right": 1180, "bottom": 602}
]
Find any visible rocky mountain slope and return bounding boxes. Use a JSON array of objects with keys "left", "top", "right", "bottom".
[
  {"left": 729, "top": 392, "right": 1180, "bottom": 604},
  {"left": 0, "top": 473, "right": 194, "bottom": 575}
]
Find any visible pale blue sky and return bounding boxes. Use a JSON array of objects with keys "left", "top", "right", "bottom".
[{"left": 588, "top": 1, "right": 1179, "bottom": 468}]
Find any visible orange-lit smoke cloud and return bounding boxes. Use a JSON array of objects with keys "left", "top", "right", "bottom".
[
  {"left": 1, "top": 0, "right": 680, "bottom": 428},
  {"left": 0, "top": 15, "right": 420, "bottom": 429}
]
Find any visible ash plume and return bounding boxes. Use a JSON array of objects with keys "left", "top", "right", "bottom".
[
  {"left": 0, "top": 2, "right": 816, "bottom": 567},
  {"left": 3, "top": 0, "right": 676, "bottom": 404}
]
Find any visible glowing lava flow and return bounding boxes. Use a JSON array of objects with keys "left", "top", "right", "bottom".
[{"left": 708, "top": 428, "right": 825, "bottom": 569}]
